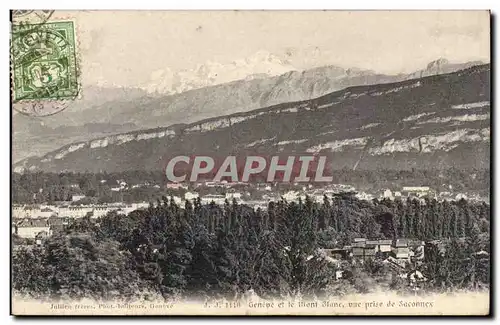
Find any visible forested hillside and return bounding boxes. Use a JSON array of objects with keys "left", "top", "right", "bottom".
[{"left": 13, "top": 194, "right": 490, "bottom": 301}]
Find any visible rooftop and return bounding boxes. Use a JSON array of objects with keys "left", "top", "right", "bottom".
[{"left": 17, "top": 219, "right": 49, "bottom": 228}]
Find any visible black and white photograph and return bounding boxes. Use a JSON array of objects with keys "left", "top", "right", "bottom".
[{"left": 9, "top": 10, "right": 491, "bottom": 316}]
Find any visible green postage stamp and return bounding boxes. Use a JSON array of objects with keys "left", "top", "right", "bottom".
[{"left": 11, "top": 21, "right": 79, "bottom": 103}]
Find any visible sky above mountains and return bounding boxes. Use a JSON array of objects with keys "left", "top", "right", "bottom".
[{"left": 52, "top": 10, "right": 490, "bottom": 90}]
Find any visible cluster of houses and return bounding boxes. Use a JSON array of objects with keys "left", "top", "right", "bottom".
[
  {"left": 12, "top": 191, "right": 246, "bottom": 240},
  {"left": 198, "top": 192, "right": 243, "bottom": 205},
  {"left": 13, "top": 202, "right": 151, "bottom": 220},
  {"left": 204, "top": 184, "right": 479, "bottom": 204},
  {"left": 320, "top": 237, "right": 427, "bottom": 286},
  {"left": 322, "top": 237, "right": 426, "bottom": 264},
  {"left": 380, "top": 186, "right": 484, "bottom": 202},
  {"left": 12, "top": 201, "right": 151, "bottom": 240}
]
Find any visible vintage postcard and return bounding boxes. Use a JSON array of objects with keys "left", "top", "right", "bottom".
[{"left": 10, "top": 10, "right": 491, "bottom": 316}]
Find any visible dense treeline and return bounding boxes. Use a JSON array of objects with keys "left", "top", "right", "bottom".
[
  {"left": 12, "top": 195, "right": 490, "bottom": 301},
  {"left": 12, "top": 168, "right": 489, "bottom": 204}
]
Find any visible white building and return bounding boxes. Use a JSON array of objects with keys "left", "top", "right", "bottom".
[
  {"left": 201, "top": 194, "right": 226, "bottom": 205},
  {"left": 282, "top": 191, "right": 300, "bottom": 202},
  {"left": 184, "top": 192, "right": 199, "bottom": 201},
  {"left": 167, "top": 182, "right": 188, "bottom": 190},
  {"left": 383, "top": 189, "right": 393, "bottom": 199},
  {"left": 355, "top": 192, "right": 374, "bottom": 201},
  {"left": 71, "top": 194, "right": 86, "bottom": 202},
  {"left": 92, "top": 205, "right": 112, "bottom": 218},
  {"left": 402, "top": 186, "right": 431, "bottom": 197},
  {"left": 59, "top": 205, "right": 93, "bottom": 218},
  {"left": 225, "top": 192, "right": 242, "bottom": 201},
  {"left": 16, "top": 206, "right": 41, "bottom": 219},
  {"left": 131, "top": 202, "right": 150, "bottom": 210},
  {"left": 333, "top": 184, "right": 356, "bottom": 192},
  {"left": 15, "top": 219, "right": 51, "bottom": 239}
]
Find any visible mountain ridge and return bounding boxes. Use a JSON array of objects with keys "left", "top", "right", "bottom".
[
  {"left": 13, "top": 58, "right": 486, "bottom": 162},
  {"left": 14, "top": 64, "right": 491, "bottom": 174}
]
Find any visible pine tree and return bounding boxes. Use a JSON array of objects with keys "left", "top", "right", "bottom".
[
  {"left": 276, "top": 201, "right": 333, "bottom": 298},
  {"left": 186, "top": 223, "right": 217, "bottom": 297},
  {"left": 250, "top": 231, "right": 283, "bottom": 298},
  {"left": 212, "top": 228, "right": 238, "bottom": 298}
]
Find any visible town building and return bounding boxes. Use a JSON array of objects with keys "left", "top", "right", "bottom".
[
  {"left": 355, "top": 192, "right": 374, "bottom": 201},
  {"left": 282, "top": 191, "right": 305, "bottom": 202},
  {"left": 59, "top": 205, "right": 94, "bottom": 218},
  {"left": 131, "top": 202, "right": 150, "bottom": 210},
  {"left": 205, "top": 182, "right": 221, "bottom": 188},
  {"left": 184, "top": 192, "right": 199, "bottom": 201},
  {"left": 167, "top": 182, "right": 188, "bottom": 190},
  {"left": 201, "top": 194, "right": 226, "bottom": 205},
  {"left": 92, "top": 205, "right": 112, "bottom": 218},
  {"left": 392, "top": 239, "right": 410, "bottom": 260},
  {"left": 14, "top": 205, "right": 38, "bottom": 219},
  {"left": 382, "top": 189, "right": 393, "bottom": 199},
  {"left": 367, "top": 239, "right": 393, "bottom": 253},
  {"left": 225, "top": 192, "right": 242, "bottom": 201},
  {"left": 15, "top": 219, "right": 51, "bottom": 239},
  {"left": 343, "top": 238, "right": 424, "bottom": 262},
  {"left": 402, "top": 186, "right": 433, "bottom": 198},
  {"left": 71, "top": 194, "right": 86, "bottom": 202},
  {"left": 352, "top": 238, "right": 367, "bottom": 259}
]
